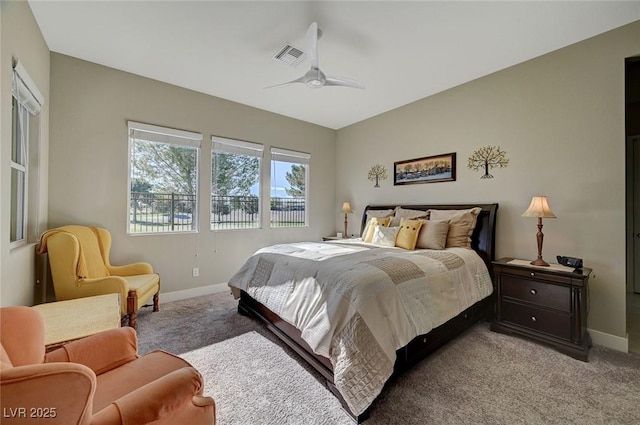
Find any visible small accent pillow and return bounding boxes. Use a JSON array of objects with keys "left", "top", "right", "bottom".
[
  {"left": 395, "top": 218, "right": 423, "bottom": 250},
  {"left": 372, "top": 226, "right": 400, "bottom": 247},
  {"left": 364, "top": 216, "right": 392, "bottom": 243},
  {"left": 428, "top": 207, "right": 482, "bottom": 249},
  {"left": 416, "top": 219, "right": 449, "bottom": 250},
  {"left": 389, "top": 207, "right": 429, "bottom": 227},
  {"left": 361, "top": 209, "right": 395, "bottom": 238}
]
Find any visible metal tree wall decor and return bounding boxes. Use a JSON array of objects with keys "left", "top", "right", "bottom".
[
  {"left": 468, "top": 145, "right": 509, "bottom": 179},
  {"left": 368, "top": 164, "right": 388, "bottom": 187}
]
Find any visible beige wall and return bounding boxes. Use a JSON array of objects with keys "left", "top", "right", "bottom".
[
  {"left": 48, "top": 53, "right": 336, "bottom": 295},
  {"left": 1, "top": 0, "right": 50, "bottom": 306},
  {"left": 336, "top": 20, "right": 640, "bottom": 342},
  {"left": 3, "top": 0, "right": 637, "bottom": 348}
]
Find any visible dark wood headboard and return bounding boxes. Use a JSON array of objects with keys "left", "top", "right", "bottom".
[{"left": 361, "top": 204, "right": 499, "bottom": 271}]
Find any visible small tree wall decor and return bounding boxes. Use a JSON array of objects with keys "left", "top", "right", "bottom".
[
  {"left": 468, "top": 145, "right": 509, "bottom": 179},
  {"left": 367, "top": 164, "right": 388, "bottom": 187}
]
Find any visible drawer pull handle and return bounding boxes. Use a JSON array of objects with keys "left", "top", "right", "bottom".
[
  {"left": 531, "top": 316, "right": 537, "bottom": 322},
  {"left": 530, "top": 289, "right": 537, "bottom": 295},
  {"left": 423, "top": 337, "right": 427, "bottom": 343},
  {"left": 530, "top": 272, "right": 535, "bottom": 277}
]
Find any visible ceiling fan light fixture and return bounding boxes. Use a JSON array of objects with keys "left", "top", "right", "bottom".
[{"left": 306, "top": 79, "right": 324, "bottom": 88}]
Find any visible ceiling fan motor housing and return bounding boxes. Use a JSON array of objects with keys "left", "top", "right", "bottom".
[{"left": 305, "top": 68, "right": 326, "bottom": 88}]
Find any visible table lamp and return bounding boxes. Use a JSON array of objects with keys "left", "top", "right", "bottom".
[
  {"left": 522, "top": 196, "right": 556, "bottom": 266},
  {"left": 341, "top": 202, "right": 353, "bottom": 238}
]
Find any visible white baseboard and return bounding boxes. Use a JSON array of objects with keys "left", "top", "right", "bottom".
[
  {"left": 588, "top": 328, "right": 628, "bottom": 353},
  {"left": 160, "top": 282, "right": 230, "bottom": 303}
]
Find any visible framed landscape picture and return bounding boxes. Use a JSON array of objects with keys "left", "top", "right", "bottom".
[{"left": 394, "top": 152, "right": 456, "bottom": 185}]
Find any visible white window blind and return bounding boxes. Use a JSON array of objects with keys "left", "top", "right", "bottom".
[
  {"left": 212, "top": 136, "right": 264, "bottom": 158},
  {"left": 270, "top": 147, "right": 310, "bottom": 164},
  {"left": 128, "top": 121, "right": 202, "bottom": 148},
  {"left": 12, "top": 61, "right": 44, "bottom": 116}
]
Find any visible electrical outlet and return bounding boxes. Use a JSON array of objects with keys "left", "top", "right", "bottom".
[{"left": 192, "top": 267, "right": 199, "bottom": 277}]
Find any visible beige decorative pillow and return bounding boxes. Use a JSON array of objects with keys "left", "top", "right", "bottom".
[
  {"left": 428, "top": 207, "right": 482, "bottom": 249},
  {"left": 416, "top": 219, "right": 449, "bottom": 250},
  {"left": 395, "top": 218, "right": 423, "bottom": 250},
  {"left": 389, "top": 207, "right": 429, "bottom": 227},
  {"left": 361, "top": 209, "right": 395, "bottom": 238},
  {"left": 364, "top": 217, "right": 392, "bottom": 243},
  {"left": 371, "top": 226, "right": 400, "bottom": 247}
]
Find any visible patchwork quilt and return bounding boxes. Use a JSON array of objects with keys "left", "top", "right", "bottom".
[{"left": 228, "top": 240, "right": 493, "bottom": 415}]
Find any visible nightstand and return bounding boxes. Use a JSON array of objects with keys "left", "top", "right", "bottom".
[
  {"left": 490, "top": 257, "right": 592, "bottom": 361},
  {"left": 322, "top": 236, "right": 354, "bottom": 241}
]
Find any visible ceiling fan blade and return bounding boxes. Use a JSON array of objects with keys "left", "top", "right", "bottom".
[
  {"left": 325, "top": 76, "right": 366, "bottom": 89},
  {"left": 305, "top": 22, "right": 319, "bottom": 69},
  {"left": 264, "top": 75, "right": 306, "bottom": 89}
]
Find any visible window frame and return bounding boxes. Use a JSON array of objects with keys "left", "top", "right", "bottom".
[
  {"left": 127, "top": 121, "right": 202, "bottom": 235},
  {"left": 211, "top": 136, "right": 264, "bottom": 231},
  {"left": 270, "top": 147, "right": 310, "bottom": 228},
  {"left": 10, "top": 61, "right": 43, "bottom": 248}
]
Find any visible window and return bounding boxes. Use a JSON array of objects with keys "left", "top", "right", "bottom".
[
  {"left": 270, "top": 148, "right": 310, "bottom": 228},
  {"left": 11, "top": 61, "right": 43, "bottom": 247},
  {"left": 211, "top": 137, "right": 263, "bottom": 230},
  {"left": 128, "top": 121, "right": 201, "bottom": 234}
]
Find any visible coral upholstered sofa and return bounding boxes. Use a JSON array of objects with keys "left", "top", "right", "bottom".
[{"left": 0, "top": 306, "right": 215, "bottom": 425}]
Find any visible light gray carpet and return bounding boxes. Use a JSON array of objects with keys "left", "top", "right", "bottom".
[{"left": 136, "top": 292, "right": 640, "bottom": 425}]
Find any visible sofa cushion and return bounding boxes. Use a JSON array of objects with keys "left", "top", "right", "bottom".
[{"left": 94, "top": 350, "right": 194, "bottom": 413}]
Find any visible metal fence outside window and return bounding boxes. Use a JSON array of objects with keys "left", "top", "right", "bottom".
[
  {"left": 130, "top": 192, "right": 196, "bottom": 233},
  {"left": 130, "top": 193, "right": 306, "bottom": 232},
  {"left": 211, "top": 195, "right": 305, "bottom": 230}
]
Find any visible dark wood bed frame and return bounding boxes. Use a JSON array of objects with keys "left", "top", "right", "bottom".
[{"left": 237, "top": 203, "right": 499, "bottom": 423}]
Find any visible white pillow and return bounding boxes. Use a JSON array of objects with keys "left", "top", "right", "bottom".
[
  {"left": 361, "top": 209, "right": 395, "bottom": 237},
  {"left": 372, "top": 226, "right": 400, "bottom": 247}
]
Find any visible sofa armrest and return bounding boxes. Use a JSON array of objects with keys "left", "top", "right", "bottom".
[
  {"left": 74, "top": 277, "right": 129, "bottom": 315},
  {"left": 103, "top": 367, "right": 215, "bottom": 425},
  {"left": 108, "top": 262, "right": 154, "bottom": 276},
  {"left": 45, "top": 327, "right": 138, "bottom": 375},
  {"left": 0, "top": 362, "right": 95, "bottom": 425}
]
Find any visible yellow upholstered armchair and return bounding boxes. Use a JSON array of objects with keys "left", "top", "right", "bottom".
[
  {"left": 0, "top": 306, "right": 216, "bottom": 425},
  {"left": 37, "top": 225, "right": 160, "bottom": 329}
]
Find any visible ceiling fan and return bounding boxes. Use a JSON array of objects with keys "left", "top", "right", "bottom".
[{"left": 267, "top": 22, "right": 365, "bottom": 90}]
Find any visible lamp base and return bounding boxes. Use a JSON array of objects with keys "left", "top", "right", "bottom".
[{"left": 530, "top": 258, "right": 550, "bottom": 267}]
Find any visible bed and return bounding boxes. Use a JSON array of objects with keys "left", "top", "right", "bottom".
[{"left": 228, "top": 203, "right": 498, "bottom": 422}]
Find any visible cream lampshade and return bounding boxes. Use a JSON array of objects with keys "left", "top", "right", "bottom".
[
  {"left": 341, "top": 202, "right": 353, "bottom": 238},
  {"left": 522, "top": 196, "right": 557, "bottom": 266}
]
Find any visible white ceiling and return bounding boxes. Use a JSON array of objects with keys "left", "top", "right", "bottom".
[{"left": 28, "top": 1, "right": 640, "bottom": 130}]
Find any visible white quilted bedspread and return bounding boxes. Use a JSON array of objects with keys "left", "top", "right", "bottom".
[{"left": 228, "top": 240, "right": 493, "bottom": 416}]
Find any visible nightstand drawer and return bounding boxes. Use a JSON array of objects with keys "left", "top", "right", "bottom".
[
  {"left": 502, "top": 276, "right": 570, "bottom": 312},
  {"left": 501, "top": 266, "right": 574, "bottom": 286},
  {"left": 502, "top": 301, "right": 571, "bottom": 340}
]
